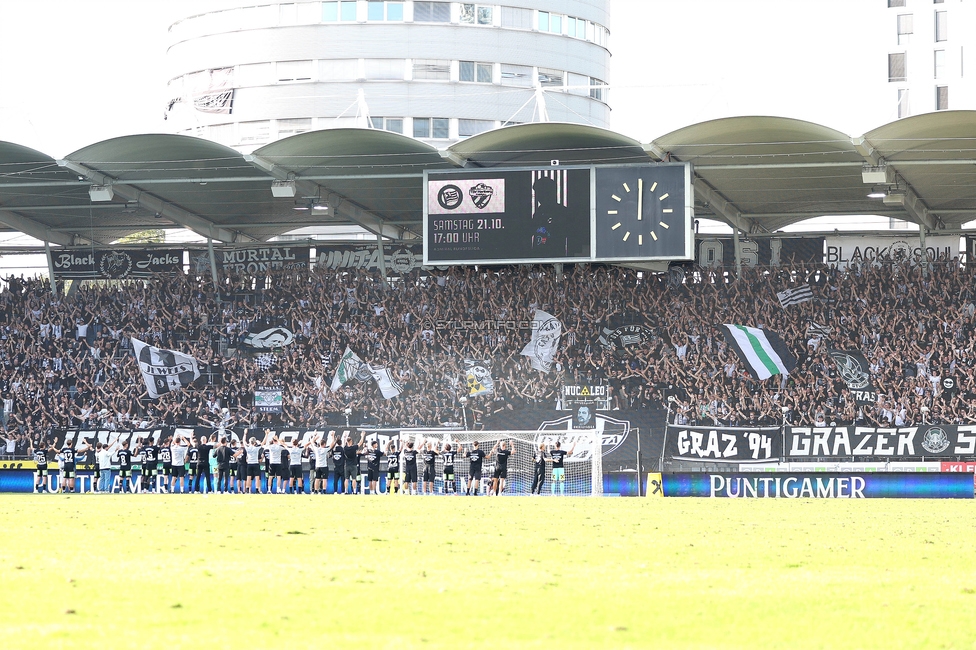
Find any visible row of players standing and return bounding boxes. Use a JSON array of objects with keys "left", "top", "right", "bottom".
[{"left": 29, "top": 430, "right": 577, "bottom": 496}]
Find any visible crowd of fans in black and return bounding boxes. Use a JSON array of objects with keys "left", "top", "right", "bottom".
[{"left": 0, "top": 256, "right": 973, "bottom": 458}]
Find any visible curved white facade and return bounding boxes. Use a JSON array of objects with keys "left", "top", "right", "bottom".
[{"left": 165, "top": 1, "right": 611, "bottom": 151}]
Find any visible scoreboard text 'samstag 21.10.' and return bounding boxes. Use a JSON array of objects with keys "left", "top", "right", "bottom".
[{"left": 423, "top": 164, "right": 694, "bottom": 265}]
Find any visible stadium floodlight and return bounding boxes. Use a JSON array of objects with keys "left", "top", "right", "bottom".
[
  {"left": 89, "top": 185, "right": 114, "bottom": 202},
  {"left": 866, "top": 187, "right": 887, "bottom": 199},
  {"left": 271, "top": 180, "right": 297, "bottom": 198},
  {"left": 861, "top": 164, "right": 890, "bottom": 185}
]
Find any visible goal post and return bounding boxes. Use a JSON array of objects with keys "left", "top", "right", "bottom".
[{"left": 362, "top": 428, "right": 604, "bottom": 496}]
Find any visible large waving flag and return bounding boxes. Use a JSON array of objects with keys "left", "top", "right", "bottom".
[
  {"left": 776, "top": 284, "right": 814, "bottom": 308},
  {"left": 130, "top": 338, "right": 201, "bottom": 399},
  {"left": 520, "top": 310, "right": 562, "bottom": 373},
  {"left": 720, "top": 324, "right": 797, "bottom": 381},
  {"left": 330, "top": 346, "right": 363, "bottom": 391},
  {"left": 368, "top": 364, "right": 403, "bottom": 399}
]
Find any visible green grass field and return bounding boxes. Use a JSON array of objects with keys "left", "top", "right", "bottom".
[{"left": 1, "top": 495, "right": 975, "bottom": 649}]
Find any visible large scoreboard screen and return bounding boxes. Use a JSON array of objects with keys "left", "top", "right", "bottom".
[{"left": 423, "top": 163, "right": 693, "bottom": 265}]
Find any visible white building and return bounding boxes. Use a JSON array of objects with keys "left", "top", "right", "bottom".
[
  {"left": 165, "top": 0, "right": 611, "bottom": 151},
  {"left": 887, "top": 0, "right": 976, "bottom": 118}
]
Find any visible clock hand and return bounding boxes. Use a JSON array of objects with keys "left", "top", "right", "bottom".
[{"left": 637, "top": 178, "right": 643, "bottom": 221}]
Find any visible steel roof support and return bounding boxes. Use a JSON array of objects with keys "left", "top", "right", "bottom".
[{"left": 0, "top": 208, "right": 77, "bottom": 246}]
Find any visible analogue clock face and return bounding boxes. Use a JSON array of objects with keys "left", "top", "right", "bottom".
[{"left": 594, "top": 165, "right": 688, "bottom": 260}]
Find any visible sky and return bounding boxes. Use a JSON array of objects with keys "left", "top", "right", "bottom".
[{"left": 0, "top": 0, "right": 893, "bottom": 158}]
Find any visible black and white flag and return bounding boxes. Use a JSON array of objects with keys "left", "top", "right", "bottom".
[
  {"left": 827, "top": 349, "right": 878, "bottom": 405},
  {"left": 131, "top": 338, "right": 201, "bottom": 399},
  {"left": 255, "top": 354, "right": 277, "bottom": 371},
  {"left": 521, "top": 310, "right": 562, "bottom": 373},
  {"left": 806, "top": 321, "right": 832, "bottom": 338},
  {"left": 776, "top": 284, "right": 814, "bottom": 308}
]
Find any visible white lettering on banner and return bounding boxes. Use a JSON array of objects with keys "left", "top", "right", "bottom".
[
  {"left": 136, "top": 254, "right": 181, "bottom": 270},
  {"left": 789, "top": 426, "right": 919, "bottom": 457},
  {"left": 54, "top": 253, "right": 95, "bottom": 269},
  {"left": 823, "top": 235, "right": 959, "bottom": 269},
  {"left": 954, "top": 427, "right": 976, "bottom": 454},
  {"left": 710, "top": 475, "right": 867, "bottom": 498}
]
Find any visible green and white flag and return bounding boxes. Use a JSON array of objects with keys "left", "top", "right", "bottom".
[
  {"left": 720, "top": 324, "right": 797, "bottom": 381},
  {"left": 330, "top": 345, "right": 363, "bottom": 391}
]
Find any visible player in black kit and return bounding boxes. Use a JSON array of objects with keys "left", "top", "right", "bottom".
[
  {"left": 464, "top": 440, "right": 487, "bottom": 495},
  {"left": 420, "top": 441, "right": 439, "bottom": 495},
  {"left": 31, "top": 441, "right": 50, "bottom": 493},
  {"left": 329, "top": 434, "right": 345, "bottom": 495},
  {"left": 401, "top": 440, "right": 420, "bottom": 495},
  {"left": 138, "top": 438, "right": 159, "bottom": 493},
  {"left": 364, "top": 439, "right": 383, "bottom": 495},
  {"left": 490, "top": 440, "right": 514, "bottom": 496},
  {"left": 441, "top": 440, "right": 458, "bottom": 494},
  {"left": 58, "top": 440, "right": 78, "bottom": 493},
  {"left": 116, "top": 441, "right": 134, "bottom": 493},
  {"left": 384, "top": 439, "right": 400, "bottom": 494},
  {"left": 194, "top": 436, "right": 214, "bottom": 494}
]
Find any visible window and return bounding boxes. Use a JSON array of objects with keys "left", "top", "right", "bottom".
[
  {"left": 240, "top": 4, "right": 276, "bottom": 29},
  {"left": 365, "top": 59, "right": 405, "bottom": 79},
  {"left": 896, "top": 14, "right": 912, "bottom": 45},
  {"left": 590, "top": 77, "right": 606, "bottom": 102},
  {"left": 460, "top": 61, "right": 493, "bottom": 83},
  {"left": 460, "top": 4, "right": 492, "bottom": 25},
  {"left": 319, "top": 58, "right": 359, "bottom": 81},
  {"left": 538, "top": 67, "right": 564, "bottom": 87},
  {"left": 413, "top": 118, "right": 449, "bottom": 138},
  {"left": 935, "top": 10, "right": 947, "bottom": 41},
  {"left": 550, "top": 13, "right": 562, "bottom": 34},
  {"left": 934, "top": 49, "right": 946, "bottom": 79},
  {"left": 566, "top": 16, "right": 586, "bottom": 39},
  {"left": 412, "top": 59, "right": 450, "bottom": 80},
  {"left": 936, "top": 85, "right": 949, "bottom": 110},
  {"left": 371, "top": 117, "right": 404, "bottom": 134},
  {"left": 500, "top": 63, "right": 532, "bottom": 87},
  {"left": 239, "top": 121, "right": 271, "bottom": 144},
  {"left": 277, "top": 118, "right": 312, "bottom": 138},
  {"left": 888, "top": 53, "right": 907, "bottom": 82},
  {"left": 368, "top": 1, "right": 403, "bottom": 21},
  {"left": 277, "top": 60, "right": 313, "bottom": 83},
  {"left": 568, "top": 72, "right": 589, "bottom": 96},
  {"left": 888, "top": 0, "right": 906, "bottom": 6},
  {"left": 322, "top": 1, "right": 357, "bottom": 21},
  {"left": 414, "top": 1, "right": 450, "bottom": 22},
  {"left": 501, "top": 6, "right": 532, "bottom": 29},
  {"left": 897, "top": 88, "right": 910, "bottom": 118},
  {"left": 458, "top": 119, "right": 494, "bottom": 137}
]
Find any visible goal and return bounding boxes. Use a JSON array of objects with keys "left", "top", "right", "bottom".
[{"left": 381, "top": 429, "right": 603, "bottom": 496}]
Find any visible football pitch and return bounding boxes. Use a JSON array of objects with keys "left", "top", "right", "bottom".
[{"left": 1, "top": 495, "right": 974, "bottom": 649}]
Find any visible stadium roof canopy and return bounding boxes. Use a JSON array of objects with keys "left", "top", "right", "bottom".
[{"left": 1, "top": 111, "right": 975, "bottom": 247}]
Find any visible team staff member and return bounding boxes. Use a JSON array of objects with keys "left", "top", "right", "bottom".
[
  {"left": 97, "top": 442, "right": 115, "bottom": 493},
  {"left": 550, "top": 440, "right": 576, "bottom": 496},
  {"left": 213, "top": 438, "right": 234, "bottom": 493},
  {"left": 464, "top": 440, "right": 487, "bottom": 496},
  {"left": 384, "top": 439, "right": 400, "bottom": 494},
  {"left": 329, "top": 435, "right": 345, "bottom": 495},
  {"left": 342, "top": 433, "right": 364, "bottom": 495},
  {"left": 364, "top": 439, "right": 383, "bottom": 495},
  {"left": 171, "top": 435, "right": 189, "bottom": 494},
  {"left": 194, "top": 436, "right": 214, "bottom": 494},
  {"left": 531, "top": 443, "right": 547, "bottom": 495},
  {"left": 491, "top": 440, "right": 514, "bottom": 496}
]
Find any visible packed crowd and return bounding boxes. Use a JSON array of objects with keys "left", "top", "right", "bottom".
[{"left": 0, "top": 256, "right": 973, "bottom": 457}]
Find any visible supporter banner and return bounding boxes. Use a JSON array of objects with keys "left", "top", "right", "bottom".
[
  {"left": 824, "top": 235, "right": 959, "bottom": 269},
  {"left": 696, "top": 237, "right": 824, "bottom": 268},
  {"left": 316, "top": 244, "right": 428, "bottom": 274},
  {"left": 464, "top": 359, "right": 494, "bottom": 396},
  {"left": 827, "top": 349, "right": 879, "bottom": 405},
  {"left": 562, "top": 384, "right": 608, "bottom": 403},
  {"left": 254, "top": 386, "right": 283, "bottom": 413},
  {"left": 663, "top": 472, "right": 974, "bottom": 499},
  {"left": 573, "top": 405, "right": 597, "bottom": 430},
  {"left": 597, "top": 323, "right": 653, "bottom": 355},
  {"left": 786, "top": 425, "right": 976, "bottom": 458},
  {"left": 665, "top": 424, "right": 782, "bottom": 463},
  {"left": 190, "top": 246, "right": 311, "bottom": 274},
  {"left": 52, "top": 249, "right": 183, "bottom": 279}
]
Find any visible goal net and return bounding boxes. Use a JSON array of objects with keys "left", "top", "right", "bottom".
[{"left": 368, "top": 429, "right": 603, "bottom": 496}]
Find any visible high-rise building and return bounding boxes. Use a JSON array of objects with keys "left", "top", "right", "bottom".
[
  {"left": 886, "top": 0, "right": 976, "bottom": 118},
  {"left": 164, "top": 1, "right": 611, "bottom": 151}
]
